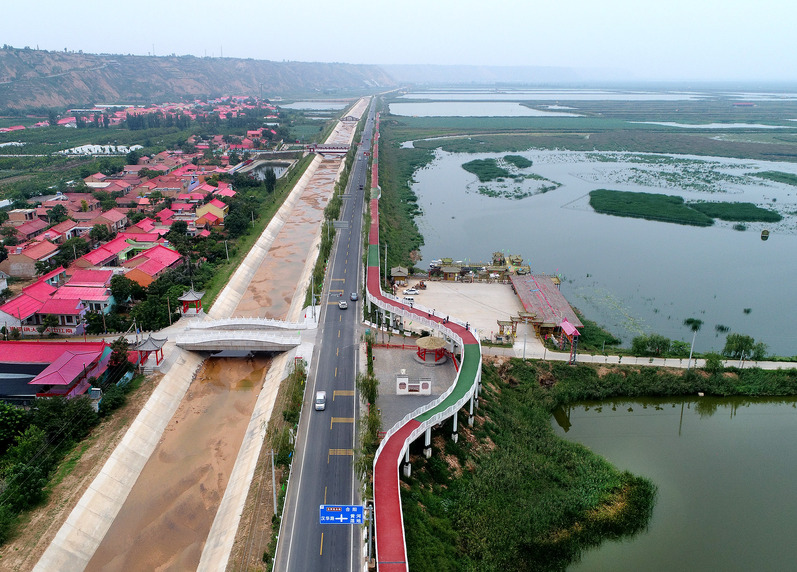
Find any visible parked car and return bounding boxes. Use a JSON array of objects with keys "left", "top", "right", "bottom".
[
  {"left": 350, "top": 292, "right": 358, "bottom": 301},
  {"left": 403, "top": 288, "right": 419, "bottom": 295},
  {"left": 339, "top": 300, "right": 348, "bottom": 309},
  {"left": 315, "top": 391, "right": 327, "bottom": 411}
]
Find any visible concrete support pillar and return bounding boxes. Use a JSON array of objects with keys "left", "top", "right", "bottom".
[
  {"left": 402, "top": 447, "right": 411, "bottom": 477},
  {"left": 468, "top": 394, "right": 475, "bottom": 427},
  {"left": 451, "top": 412, "right": 459, "bottom": 443},
  {"left": 423, "top": 427, "right": 432, "bottom": 458}
]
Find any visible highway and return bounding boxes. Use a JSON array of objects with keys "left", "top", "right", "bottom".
[{"left": 274, "top": 102, "right": 376, "bottom": 572}]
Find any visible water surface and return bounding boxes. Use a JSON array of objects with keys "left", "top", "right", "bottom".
[
  {"left": 410, "top": 149, "right": 797, "bottom": 354},
  {"left": 552, "top": 397, "right": 797, "bottom": 571}
]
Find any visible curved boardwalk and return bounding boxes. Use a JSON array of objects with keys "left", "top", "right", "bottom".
[{"left": 367, "top": 115, "right": 482, "bottom": 571}]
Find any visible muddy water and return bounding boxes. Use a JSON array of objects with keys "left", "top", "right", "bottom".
[{"left": 85, "top": 357, "right": 270, "bottom": 572}]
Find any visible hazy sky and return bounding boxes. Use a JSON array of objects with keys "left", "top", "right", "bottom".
[{"left": 4, "top": 0, "right": 796, "bottom": 82}]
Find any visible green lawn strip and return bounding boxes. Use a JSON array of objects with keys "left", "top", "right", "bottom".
[
  {"left": 589, "top": 189, "right": 714, "bottom": 226},
  {"left": 688, "top": 201, "right": 782, "bottom": 222},
  {"left": 414, "top": 343, "right": 480, "bottom": 423}
]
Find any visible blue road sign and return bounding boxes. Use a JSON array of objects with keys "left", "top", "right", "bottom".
[{"left": 319, "top": 504, "right": 364, "bottom": 525}]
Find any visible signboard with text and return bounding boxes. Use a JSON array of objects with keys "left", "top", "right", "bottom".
[{"left": 319, "top": 504, "right": 364, "bottom": 525}]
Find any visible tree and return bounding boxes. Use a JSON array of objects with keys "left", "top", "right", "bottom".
[
  {"left": 34, "top": 260, "right": 52, "bottom": 276},
  {"left": 54, "top": 237, "right": 89, "bottom": 266},
  {"left": 110, "top": 275, "right": 136, "bottom": 306},
  {"left": 0, "top": 402, "right": 30, "bottom": 456},
  {"left": 46, "top": 204, "right": 69, "bottom": 224},
  {"left": 264, "top": 167, "right": 277, "bottom": 194},
  {"left": 723, "top": 333, "right": 756, "bottom": 367},
  {"left": 108, "top": 336, "right": 130, "bottom": 370},
  {"left": 89, "top": 224, "right": 111, "bottom": 242},
  {"left": 36, "top": 314, "right": 59, "bottom": 337},
  {"left": 683, "top": 318, "right": 703, "bottom": 370},
  {"left": 703, "top": 352, "right": 724, "bottom": 374}
]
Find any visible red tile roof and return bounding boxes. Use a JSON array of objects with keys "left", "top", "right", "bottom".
[
  {"left": 0, "top": 341, "right": 105, "bottom": 364},
  {"left": 18, "top": 241, "right": 58, "bottom": 261},
  {"left": 66, "top": 269, "right": 113, "bottom": 287},
  {"left": 29, "top": 348, "right": 104, "bottom": 386},
  {"left": 53, "top": 286, "right": 111, "bottom": 302},
  {"left": 39, "top": 298, "right": 83, "bottom": 315}
]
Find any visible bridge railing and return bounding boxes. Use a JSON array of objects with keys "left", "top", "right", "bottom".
[
  {"left": 175, "top": 330, "right": 302, "bottom": 347},
  {"left": 186, "top": 317, "right": 306, "bottom": 331}
]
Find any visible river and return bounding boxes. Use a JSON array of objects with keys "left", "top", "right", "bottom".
[
  {"left": 409, "top": 148, "right": 797, "bottom": 355},
  {"left": 552, "top": 397, "right": 797, "bottom": 571}
]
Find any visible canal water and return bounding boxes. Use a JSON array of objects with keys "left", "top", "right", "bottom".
[
  {"left": 408, "top": 148, "right": 797, "bottom": 355},
  {"left": 551, "top": 397, "right": 797, "bottom": 571}
]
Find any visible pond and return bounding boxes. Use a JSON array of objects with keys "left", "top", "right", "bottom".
[
  {"left": 409, "top": 148, "right": 797, "bottom": 355},
  {"left": 389, "top": 101, "right": 581, "bottom": 117},
  {"left": 551, "top": 397, "right": 797, "bottom": 571},
  {"left": 398, "top": 89, "right": 708, "bottom": 101},
  {"left": 280, "top": 101, "right": 348, "bottom": 110}
]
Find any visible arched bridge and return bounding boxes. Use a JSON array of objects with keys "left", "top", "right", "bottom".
[{"left": 174, "top": 317, "right": 305, "bottom": 352}]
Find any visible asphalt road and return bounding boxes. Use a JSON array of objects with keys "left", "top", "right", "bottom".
[{"left": 275, "top": 104, "right": 376, "bottom": 572}]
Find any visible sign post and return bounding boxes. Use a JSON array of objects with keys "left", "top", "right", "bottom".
[{"left": 319, "top": 504, "right": 364, "bottom": 525}]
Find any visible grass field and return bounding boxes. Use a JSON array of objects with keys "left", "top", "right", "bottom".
[
  {"left": 689, "top": 201, "right": 782, "bottom": 222},
  {"left": 461, "top": 158, "right": 511, "bottom": 182},
  {"left": 589, "top": 189, "right": 715, "bottom": 226}
]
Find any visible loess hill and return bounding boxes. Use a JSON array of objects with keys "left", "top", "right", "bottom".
[{"left": 0, "top": 48, "right": 396, "bottom": 109}]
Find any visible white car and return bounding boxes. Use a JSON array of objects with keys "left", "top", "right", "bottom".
[
  {"left": 339, "top": 300, "right": 348, "bottom": 309},
  {"left": 315, "top": 391, "right": 327, "bottom": 411},
  {"left": 403, "top": 288, "right": 419, "bottom": 295}
]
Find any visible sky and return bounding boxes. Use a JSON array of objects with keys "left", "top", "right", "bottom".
[{"left": 4, "top": 0, "right": 797, "bottom": 83}]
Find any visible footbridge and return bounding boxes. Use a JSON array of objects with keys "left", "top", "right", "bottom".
[
  {"left": 305, "top": 143, "right": 350, "bottom": 155},
  {"left": 174, "top": 317, "right": 305, "bottom": 352},
  {"left": 366, "top": 113, "right": 482, "bottom": 571}
]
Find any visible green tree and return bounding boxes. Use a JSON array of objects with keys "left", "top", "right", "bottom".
[
  {"left": 36, "top": 314, "right": 59, "bottom": 337},
  {"left": 683, "top": 318, "right": 703, "bottom": 369},
  {"left": 0, "top": 402, "right": 30, "bottom": 456},
  {"left": 108, "top": 336, "right": 130, "bottom": 370},
  {"left": 110, "top": 274, "right": 139, "bottom": 306},
  {"left": 264, "top": 167, "right": 277, "bottom": 193},
  {"left": 723, "top": 333, "right": 756, "bottom": 366},
  {"left": 46, "top": 204, "right": 69, "bottom": 224},
  {"left": 34, "top": 260, "right": 52, "bottom": 276},
  {"left": 703, "top": 352, "right": 724, "bottom": 374},
  {"left": 54, "top": 237, "right": 89, "bottom": 266},
  {"left": 89, "top": 224, "right": 111, "bottom": 242}
]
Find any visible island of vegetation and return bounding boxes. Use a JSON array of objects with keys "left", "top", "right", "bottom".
[{"left": 589, "top": 189, "right": 782, "bottom": 226}]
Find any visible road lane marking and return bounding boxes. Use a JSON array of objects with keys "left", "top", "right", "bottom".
[
  {"left": 330, "top": 417, "right": 354, "bottom": 429},
  {"left": 324, "top": 486, "right": 327, "bottom": 504},
  {"left": 335, "top": 367, "right": 337, "bottom": 377},
  {"left": 333, "top": 390, "right": 354, "bottom": 400},
  {"left": 338, "top": 330, "right": 340, "bottom": 339},
  {"left": 336, "top": 347, "right": 339, "bottom": 356},
  {"left": 320, "top": 532, "right": 324, "bottom": 555},
  {"left": 331, "top": 278, "right": 345, "bottom": 282},
  {"left": 328, "top": 449, "right": 354, "bottom": 463}
]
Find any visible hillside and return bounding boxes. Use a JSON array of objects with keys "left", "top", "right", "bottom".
[{"left": 0, "top": 48, "right": 396, "bottom": 110}]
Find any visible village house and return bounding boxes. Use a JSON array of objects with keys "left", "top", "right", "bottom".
[
  {"left": 0, "top": 241, "right": 59, "bottom": 278},
  {"left": 122, "top": 244, "right": 183, "bottom": 287}
]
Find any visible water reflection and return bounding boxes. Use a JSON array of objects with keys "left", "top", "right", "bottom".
[{"left": 552, "top": 397, "right": 797, "bottom": 571}]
